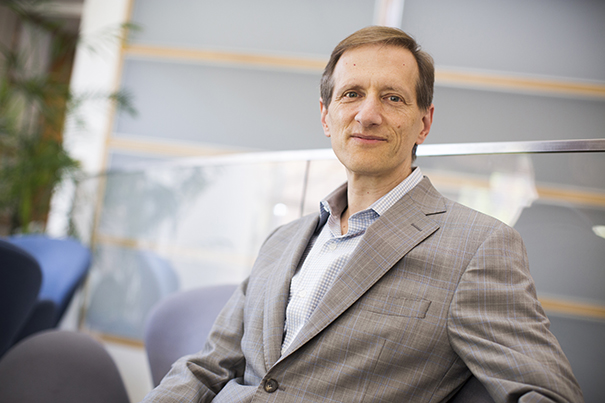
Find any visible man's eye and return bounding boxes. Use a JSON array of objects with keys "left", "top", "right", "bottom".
[
  {"left": 344, "top": 92, "right": 358, "bottom": 98},
  {"left": 388, "top": 95, "right": 402, "bottom": 102}
]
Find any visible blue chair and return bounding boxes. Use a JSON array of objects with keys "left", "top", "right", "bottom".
[
  {"left": 6, "top": 235, "right": 92, "bottom": 339},
  {"left": 0, "top": 240, "right": 42, "bottom": 357}
]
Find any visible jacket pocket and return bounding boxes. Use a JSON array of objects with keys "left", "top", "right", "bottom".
[{"left": 358, "top": 295, "right": 431, "bottom": 318}]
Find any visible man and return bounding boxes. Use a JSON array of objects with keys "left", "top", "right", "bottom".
[{"left": 142, "top": 26, "right": 582, "bottom": 402}]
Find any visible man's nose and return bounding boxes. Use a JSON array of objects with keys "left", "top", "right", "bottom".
[{"left": 355, "top": 96, "right": 383, "bottom": 127}]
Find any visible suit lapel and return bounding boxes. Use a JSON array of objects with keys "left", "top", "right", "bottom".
[
  {"left": 262, "top": 213, "right": 320, "bottom": 368},
  {"left": 279, "top": 178, "right": 446, "bottom": 359}
]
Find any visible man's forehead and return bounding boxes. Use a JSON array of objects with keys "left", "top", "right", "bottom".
[
  {"left": 341, "top": 41, "right": 412, "bottom": 55},
  {"left": 332, "top": 44, "right": 419, "bottom": 89}
]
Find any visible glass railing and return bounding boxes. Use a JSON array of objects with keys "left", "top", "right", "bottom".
[{"left": 70, "top": 139, "right": 605, "bottom": 348}]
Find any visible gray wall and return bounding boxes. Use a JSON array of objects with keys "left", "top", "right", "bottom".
[{"left": 113, "top": 0, "right": 605, "bottom": 157}]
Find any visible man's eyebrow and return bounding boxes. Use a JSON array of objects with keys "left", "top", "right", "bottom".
[
  {"left": 333, "top": 84, "right": 364, "bottom": 95},
  {"left": 382, "top": 85, "right": 411, "bottom": 95},
  {"left": 335, "top": 81, "right": 362, "bottom": 90}
]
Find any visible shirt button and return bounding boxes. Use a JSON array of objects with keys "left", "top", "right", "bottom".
[
  {"left": 328, "top": 243, "right": 337, "bottom": 251},
  {"left": 264, "top": 378, "right": 279, "bottom": 393}
]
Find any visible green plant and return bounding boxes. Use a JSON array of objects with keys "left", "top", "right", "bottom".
[{"left": 0, "top": 0, "right": 134, "bottom": 234}]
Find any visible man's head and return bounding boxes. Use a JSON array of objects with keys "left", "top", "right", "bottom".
[
  {"left": 320, "top": 26, "right": 434, "bottom": 181},
  {"left": 320, "top": 26, "right": 434, "bottom": 113}
]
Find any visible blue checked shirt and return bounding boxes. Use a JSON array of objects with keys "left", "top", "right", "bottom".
[{"left": 281, "top": 168, "right": 424, "bottom": 354}]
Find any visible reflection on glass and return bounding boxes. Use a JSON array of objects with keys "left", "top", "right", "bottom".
[
  {"left": 593, "top": 225, "right": 605, "bottom": 239},
  {"left": 422, "top": 154, "right": 538, "bottom": 226},
  {"left": 71, "top": 150, "right": 605, "bottom": 342}
]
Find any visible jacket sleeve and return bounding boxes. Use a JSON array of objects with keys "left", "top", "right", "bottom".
[
  {"left": 140, "top": 278, "right": 249, "bottom": 403},
  {"left": 447, "top": 224, "right": 584, "bottom": 403}
]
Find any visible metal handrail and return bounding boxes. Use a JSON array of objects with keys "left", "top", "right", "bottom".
[
  {"left": 417, "top": 138, "right": 605, "bottom": 157},
  {"left": 97, "top": 138, "right": 605, "bottom": 175}
]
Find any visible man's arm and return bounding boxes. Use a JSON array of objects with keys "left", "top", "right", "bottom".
[
  {"left": 448, "top": 224, "right": 584, "bottom": 402},
  {"left": 141, "top": 279, "right": 248, "bottom": 403}
]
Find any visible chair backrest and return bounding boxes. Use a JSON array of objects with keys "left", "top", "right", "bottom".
[
  {"left": 144, "top": 284, "right": 238, "bottom": 386},
  {"left": 0, "top": 240, "right": 42, "bottom": 357},
  {"left": 7, "top": 235, "right": 92, "bottom": 325},
  {"left": 0, "top": 330, "right": 130, "bottom": 403},
  {"left": 12, "top": 300, "right": 57, "bottom": 344}
]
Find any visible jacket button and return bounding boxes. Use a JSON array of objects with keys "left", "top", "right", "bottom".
[{"left": 264, "top": 378, "right": 279, "bottom": 393}]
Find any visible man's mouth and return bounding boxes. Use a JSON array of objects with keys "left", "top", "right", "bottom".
[{"left": 350, "top": 134, "right": 387, "bottom": 142}]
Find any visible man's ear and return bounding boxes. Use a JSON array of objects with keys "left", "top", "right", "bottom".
[
  {"left": 416, "top": 104, "right": 434, "bottom": 145},
  {"left": 320, "top": 98, "right": 330, "bottom": 138}
]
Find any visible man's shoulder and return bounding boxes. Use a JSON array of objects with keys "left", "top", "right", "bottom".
[
  {"left": 410, "top": 176, "right": 514, "bottom": 232},
  {"left": 261, "top": 212, "right": 319, "bottom": 247},
  {"left": 249, "top": 213, "right": 318, "bottom": 277}
]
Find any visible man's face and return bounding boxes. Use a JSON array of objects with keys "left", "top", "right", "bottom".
[{"left": 321, "top": 44, "right": 434, "bottom": 183}]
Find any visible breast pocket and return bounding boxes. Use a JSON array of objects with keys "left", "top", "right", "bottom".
[{"left": 357, "top": 294, "right": 431, "bottom": 318}]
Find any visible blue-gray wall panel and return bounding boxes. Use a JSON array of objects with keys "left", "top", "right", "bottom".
[
  {"left": 129, "top": 0, "right": 374, "bottom": 56},
  {"left": 425, "top": 86, "right": 605, "bottom": 187},
  {"left": 115, "top": 58, "right": 328, "bottom": 151},
  {"left": 429, "top": 86, "right": 605, "bottom": 143},
  {"left": 403, "top": 0, "right": 605, "bottom": 81}
]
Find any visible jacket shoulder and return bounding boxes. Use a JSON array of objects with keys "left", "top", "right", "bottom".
[{"left": 411, "top": 176, "right": 519, "bottom": 238}]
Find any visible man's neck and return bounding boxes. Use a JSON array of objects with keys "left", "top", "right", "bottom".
[{"left": 344, "top": 166, "right": 413, "bottom": 218}]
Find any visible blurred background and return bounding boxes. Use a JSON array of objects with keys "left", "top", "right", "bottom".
[{"left": 1, "top": 0, "right": 604, "bottom": 401}]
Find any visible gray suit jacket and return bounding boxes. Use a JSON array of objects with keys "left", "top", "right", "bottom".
[{"left": 142, "top": 177, "right": 583, "bottom": 402}]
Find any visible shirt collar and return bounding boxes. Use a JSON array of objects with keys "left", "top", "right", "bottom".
[
  {"left": 370, "top": 167, "right": 423, "bottom": 216},
  {"left": 318, "top": 167, "right": 423, "bottom": 226}
]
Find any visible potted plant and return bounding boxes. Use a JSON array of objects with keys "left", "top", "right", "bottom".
[{"left": 0, "top": 0, "right": 134, "bottom": 235}]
